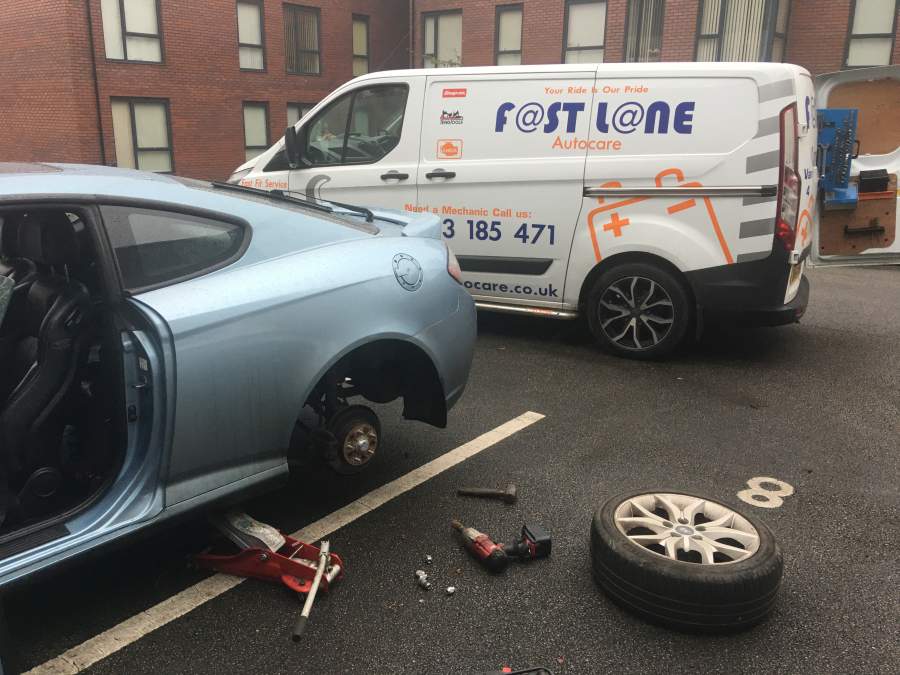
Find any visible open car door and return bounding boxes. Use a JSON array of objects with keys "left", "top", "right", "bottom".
[{"left": 813, "top": 65, "right": 900, "bottom": 266}]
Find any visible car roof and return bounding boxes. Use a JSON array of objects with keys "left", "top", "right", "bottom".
[
  {"left": 0, "top": 162, "right": 236, "bottom": 207},
  {"left": 0, "top": 163, "right": 355, "bottom": 229}
]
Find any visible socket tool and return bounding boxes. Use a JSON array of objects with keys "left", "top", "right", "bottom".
[
  {"left": 502, "top": 522, "right": 552, "bottom": 561},
  {"left": 457, "top": 483, "right": 517, "bottom": 504}
]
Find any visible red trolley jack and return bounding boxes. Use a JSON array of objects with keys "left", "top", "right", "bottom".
[{"left": 193, "top": 512, "right": 344, "bottom": 640}]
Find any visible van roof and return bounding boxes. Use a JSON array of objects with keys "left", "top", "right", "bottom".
[{"left": 352, "top": 61, "right": 809, "bottom": 83}]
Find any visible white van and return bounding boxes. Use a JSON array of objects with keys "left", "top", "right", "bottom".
[{"left": 230, "top": 63, "right": 899, "bottom": 358}]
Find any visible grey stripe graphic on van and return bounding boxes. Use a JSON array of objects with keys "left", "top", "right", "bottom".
[
  {"left": 758, "top": 79, "right": 794, "bottom": 102},
  {"left": 739, "top": 218, "right": 775, "bottom": 238},
  {"left": 746, "top": 150, "right": 780, "bottom": 173},
  {"left": 736, "top": 250, "right": 772, "bottom": 263},
  {"left": 742, "top": 193, "right": 778, "bottom": 206},
  {"left": 754, "top": 115, "right": 780, "bottom": 138}
]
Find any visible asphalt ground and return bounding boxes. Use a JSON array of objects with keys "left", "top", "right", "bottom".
[{"left": 8, "top": 265, "right": 900, "bottom": 674}]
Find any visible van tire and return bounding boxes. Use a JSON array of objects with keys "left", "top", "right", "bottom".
[
  {"left": 590, "top": 490, "right": 783, "bottom": 632},
  {"left": 586, "top": 262, "right": 691, "bottom": 359}
]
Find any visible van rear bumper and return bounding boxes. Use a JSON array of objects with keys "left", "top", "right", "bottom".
[
  {"left": 685, "top": 244, "right": 810, "bottom": 326},
  {"left": 727, "top": 276, "right": 809, "bottom": 326}
]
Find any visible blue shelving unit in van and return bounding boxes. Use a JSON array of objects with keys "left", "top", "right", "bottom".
[{"left": 817, "top": 108, "right": 859, "bottom": 209}]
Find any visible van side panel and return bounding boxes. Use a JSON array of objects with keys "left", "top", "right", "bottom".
[
  {"left": 564, "top": 68, "right": 799, "bottom": 310},
  {"left": 416, "top": 71, "right": 596, "bottom": 308}
]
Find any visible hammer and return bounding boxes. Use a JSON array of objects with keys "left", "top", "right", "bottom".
[{"left": 457, "top": 483, "right": 517, "bottom": 504}]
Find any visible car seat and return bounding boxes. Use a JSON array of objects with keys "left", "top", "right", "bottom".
[{"left": 0, "top": 211, "right": 93, "bottom": 522}]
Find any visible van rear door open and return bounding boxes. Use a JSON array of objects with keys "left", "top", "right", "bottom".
[
  {"left": 416, "top": 69, "right": 595, "bottom": 312},
  {"left": 813, "top": 65, "right": 900, "bottom": 267}
]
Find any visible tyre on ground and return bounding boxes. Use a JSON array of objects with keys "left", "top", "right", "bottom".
[{"left": 590, "top": 490, "right": 783, "bottom": 632}]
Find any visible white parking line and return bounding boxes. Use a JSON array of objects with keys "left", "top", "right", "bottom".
[{"left": 28, "top": 411, "right": 545, "bottom": 674}]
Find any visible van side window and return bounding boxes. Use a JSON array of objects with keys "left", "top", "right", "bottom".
[{"left": 302, "top": 84, "right": 408, "bottom": 166}]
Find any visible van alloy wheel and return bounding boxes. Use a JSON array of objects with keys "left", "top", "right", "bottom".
[{"left": 597, "top": 276, "right": 674, "bottom": 351}]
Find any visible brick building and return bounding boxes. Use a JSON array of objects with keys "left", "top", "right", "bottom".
[{"left": 2, "top": 1, "right": 898, "bottom": 180}]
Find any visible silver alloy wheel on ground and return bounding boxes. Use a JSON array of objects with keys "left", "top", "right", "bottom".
[
  {"left": 341, "top": 423, "right": 378, "bottom": 467},
  {"left": 613, "top": 493, "right": 760, "bottom": 565},
  {"left": 597, "top": 276, "right": 674, "bottom": 350}
]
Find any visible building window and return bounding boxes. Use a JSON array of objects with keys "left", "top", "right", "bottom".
[
  {"left": 625, "top": 0, "right": 665, "bottom": 62},
  {"left": 101, "top": 0, "right": 163, "bottom": 62},
  {"left": 495, "top": 5, "right": 523, "bottom": 65},
  {"left": 243, "top": 102, "right": 269, "bottom": 162},
  {"left": 237, "top": 1, "right": 265, "bottom": 70},
  {"left": 353, "top": 16, "right": 369, "bottom": 76},
  {"left": 845, "top": 0, "right": 898, "bottom": 67},
  {"left": 110, "top": 99, "right": 172, "bottom": 172},
  {"left": 287, "top": 103, "right": 314, "bottom": 127},
  {"left": 423, "top": 11, "right": 462, "bottom": 67},
  {"left": 564, "top": 1, "right": 607, "bottom": 63},
  {"left": 284, "top": 4, "right": 320, "bottom": 74},
  {"left": 696, "top": 0, "right": 791, "bottom": 62}
]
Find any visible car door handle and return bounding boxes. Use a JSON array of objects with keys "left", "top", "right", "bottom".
[
  {"left": 425, "top": 169, "right": 456, "bottom": 180},
  {"left": 380, "top": 171, "right": 409, "bottom": 181}
]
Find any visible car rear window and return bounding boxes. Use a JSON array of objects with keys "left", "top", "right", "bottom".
[{"left": 101, "top": 205, "right": 247, "bottom": 292}]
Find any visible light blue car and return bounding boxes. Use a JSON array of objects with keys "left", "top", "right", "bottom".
[{"left": 0, "top": 163, "right": 475, "bottom": 587}]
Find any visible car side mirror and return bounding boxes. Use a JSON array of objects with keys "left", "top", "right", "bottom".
[{"left": 284, "top": 126, "right": 301, "bottom": 169}]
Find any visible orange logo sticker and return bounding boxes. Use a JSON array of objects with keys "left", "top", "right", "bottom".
[
  {"left": 437, "top": 139, "right": 463, "bottom": 159},
  {"left": 442, "top": 88, "right": 467, "bottom": 98}
]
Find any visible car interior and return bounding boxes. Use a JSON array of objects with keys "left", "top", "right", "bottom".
[{"left": 0, "top": 207, "right": 124, "bottom": 544}]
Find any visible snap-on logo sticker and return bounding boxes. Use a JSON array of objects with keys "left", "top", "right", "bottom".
[
  {"left": 440, "top": 110, "right": 464, "bottom": 125},
  {"left": 437, "top": 139, "right": 462, "bottom": 159},
  {"left": 442, "top": 88, "right": 467, "bottom": 98}
]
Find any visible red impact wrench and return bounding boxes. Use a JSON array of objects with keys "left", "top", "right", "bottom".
[{"left": 451, "top": 519, "right": 509, "bottom": 573}]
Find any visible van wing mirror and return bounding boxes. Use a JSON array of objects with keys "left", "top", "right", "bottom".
[{"left": 284, "top": 126, "right": 301, "bottom": 169}]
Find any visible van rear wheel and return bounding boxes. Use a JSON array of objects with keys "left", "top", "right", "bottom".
[{"left": 587, "top": 262, "right": 691, "bottom": 360}]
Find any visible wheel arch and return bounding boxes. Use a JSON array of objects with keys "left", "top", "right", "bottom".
[
  {"left": 302, "top": 336, "right": 447, "bottom": 429},
  {"left": 577, "top": 251, "right": 696, "bottom": 312}
]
